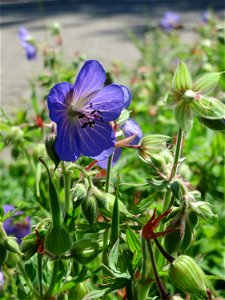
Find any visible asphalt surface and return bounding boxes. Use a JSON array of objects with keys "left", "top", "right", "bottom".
[{"left": 0, "top": 0, "right": 224, "bottom": 114}]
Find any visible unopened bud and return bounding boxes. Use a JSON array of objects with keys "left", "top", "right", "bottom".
[
  {"left": 72, "top": 184, "right": 87, "bottom": 209},
  {"left": 70, "top": 239, "right": 100, "bottom": 264},
  {"left": 2, "top": 237, "right": 21, "bottom": 255},
  {"left": 6, "top": 126, "right": 24, "bottom": 142},
  {"left": 169, "top": 255, "right": 207, "bottom": 297},
  {"left": 45, "top": 132, "right": 60, "bottom": 169},
  {"left": 81, "top": 196, "right": 98, "bottom": 227}
]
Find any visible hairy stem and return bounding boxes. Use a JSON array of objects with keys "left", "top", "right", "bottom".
[
  {"left": 45, "top": 260, "right": 60, "bottom": 298},
  {"left": 37, "top": 253, "right": 43, "bottom": 297},
  {"left": 62, "top": 161, "right": 71, "bottom": 218}
]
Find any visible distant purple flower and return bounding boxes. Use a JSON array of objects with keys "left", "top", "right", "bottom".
[
  {"left": 3, "top": 205, "right": 31, "bottom": 244},
  {"left": 201, "top": 11, "right": 211, "bottom": 23},
  {"left": 160, "top": 12, "right": 181, "bottom": 32},
  {"left": 0, "top": 272, "right": 3, "bottom": 288},
  {"left": 18, "top": 27, "right": 37, "bottom": 60},
  {"left": 96, "top": 118, "right": 142, "bottom": 169},
  {"left": 47, "top": 60, "right": 125, "bottom": 162}
]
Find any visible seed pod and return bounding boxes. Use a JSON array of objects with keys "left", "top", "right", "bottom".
[
  {"left": 169, "top": 255, "right": 207, "bottom": 297},
  {"left": 45, "top": 133, "right": 60, "bottom": 170},
  {"left": 81, "top": 196, "right": 98, "bottom": 227},
  {"left": 70, "top": 239, "right": 100, "bottom": 264},
  {"left": 0, "top": 244, "right": 7, "bottom": 265}
]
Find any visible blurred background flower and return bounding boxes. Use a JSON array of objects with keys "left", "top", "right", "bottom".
[
  {"left": 3, "top": 205, "right": 31, "bottom": 244},
  {"left": 160, "top": 11, "right": 181, "bottom": 31}
]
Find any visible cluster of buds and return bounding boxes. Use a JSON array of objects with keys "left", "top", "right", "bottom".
[
  {"left": 138, "top": 135, "right": 173, "bottom": 189},
  {"left": 167, "top": 62, "right": 225, "bottom": 131}
]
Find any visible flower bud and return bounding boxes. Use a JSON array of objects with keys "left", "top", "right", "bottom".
[
  {"left": 81, "top": 196, "right": 98, "bottom": 227},
  {"left": 169, "top": 255, "right": 207, "bottom": 297},
  {"left": 193, "top": 72, "right": 221, "bottom": 95},
  {"left": 2, "top": 237, "right": 21, "bottom": 255},
  {"left": 139, "top": 135, "right": 169, "bottom": 163},
  {"left": 72, "top": 184, "right": 87, "bottom": 209},
  {"left": 45, "top": 132, "right": 60, "bottom": 170},
  {"left": 20, "top": 230, "right": 45, "bottom": 260},
  {"left": 94, "top": 189, "right": 130, "bottom": 218},
  {"left": 6, "top": 126, "right": 24, "bottom": 142},
  {"left": 189, "top": 201, "right": 216, "bottom": 220},
  {"left": 172, "top": 62, "right": 192, "bottom": 92},
  {"left": 44, "top": 225, "right": 71, "bottom": 256},
  {"left": 68, "top": 282, "right": 88, "bottom": 299},
  {"left": 70, "top": 239, "right": 100, "bottom": 264}
]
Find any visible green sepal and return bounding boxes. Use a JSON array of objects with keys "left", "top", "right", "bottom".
[
  {"left": 193, "top": 72, "right": 221, "bottom": 94},
  {"left": 172, "top": 62, "right": 192, "bottom": 92},
  {"left": 44, "top": 224, "right": 71, "bottom": 256},
  {"left": 72, "top": 183, "right": 87, "bottom": 210},
  {"left": 190, "top": 96, "right": 225, "bottom": 119},
  {"left": 110, "top": 194, "right": 120, "bottom": 246},
  {"left": 116, "top": 109, "right": 130, "bottom": 127},
  {"left": 175, "top": 101, "right": 193, "bottom": 131},
  {"left": 198, "top": 117, "right": 225, "bottom": 130}
]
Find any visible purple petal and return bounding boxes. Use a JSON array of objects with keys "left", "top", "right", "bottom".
[
  {"left": 91, "top": 147, "right": 114, "bottom": 161},
  {"left": 76, "top": 120, "right": 115, "bottom": 157},
  {"left": 97, "top": 147, "right": 122, "bottom": 169},
  {"left": 86, "top": 84, "right": 124, "bottom": 121},
  {"left": 55, "top": 120, "right": 81, "bottom": 161},
  {"left": 47, "top": 82, "right": 73, "bottom": 122},
  {"left": 18, "top": 27, "right": 30, "bottom": 45},
  {"left": 73, "top": 60, "right": 106, "bottom": 101},
  {"left": 122, "top": 118, "right": 142, "bottom": 145},
  {"left": 0, "top": 272, "right": 4, "bottom": 287},
  {"left": 26, "top": 44, "right": 37, "bottom": 60},
  {"left": 120, "top": 85, "right": 132, "bottom": 109}
]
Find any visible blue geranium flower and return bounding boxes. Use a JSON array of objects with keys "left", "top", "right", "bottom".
[
  {"left": 3, "top": 205, "right": 31, "bottom": 244},
  {"left": 18, "top": 27, "right": 37, "bottom": 60},
  {"left": 47, "top": 60, "right": 125, "bottom": 161},
  {"left": 96, "top": 118, "right": 142, "bottom": 169},
  {"left": 160, "top": 11, "right": 181, "bottom": 32}
]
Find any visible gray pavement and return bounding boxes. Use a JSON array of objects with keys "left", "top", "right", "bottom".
[{"left": 0, "top": 0, "right": 224, "bottom": 114}]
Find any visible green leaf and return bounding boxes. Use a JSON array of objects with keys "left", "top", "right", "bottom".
[
  {"left": 131, "top": 193, "right": 155, "bottom": 214},
  {"left": 172, "top": 61, "right": 192, "bottom": 92},
  {"left": 193, "top": 72, "right": 221, "bottom": 95},
  {"left": 126, "top": 228, "right": 141, "bottom": 253},
  {"left": 175, "top": 101, "right": 193, "bottom": 131},
  {"left": 108, "top": 239, "right": 120, "bottom": 274},
  {"left": 83, "top": 288, "right": 110, "bottom": 300},
  {"left": 190, "top": 96, "right": 225, "bottom": 119}
]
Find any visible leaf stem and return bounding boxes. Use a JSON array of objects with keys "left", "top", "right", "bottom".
[
  {"left": 62, "top": 161, "right": 71, "bottom": 218},
  {"left": 37, "top": 253, "right": 43, "bottom": 297},
  {"left": 105, "top": 154, "right": 113, "bottom": 193},
  {"left": 16, "top": 258, "right": 40, "bottom": 299},
  {"left": 146, "top": 239, "right": 169, "bottom": 299},
  {"left": 45, "top": 260, "right": 60, "bottom": 298},
  {"left": 163, "top": 128, "right": 183, "bottom": 211}
]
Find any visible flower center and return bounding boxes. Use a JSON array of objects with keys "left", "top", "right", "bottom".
[{"left": 67, "top": 103, "right": 103, "bottom": 129}]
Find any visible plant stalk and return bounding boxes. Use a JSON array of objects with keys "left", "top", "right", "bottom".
[{"left": 105, "top": 154, "right": 113, "bottom": 193}]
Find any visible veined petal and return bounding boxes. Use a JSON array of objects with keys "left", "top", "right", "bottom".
[
  {"left": 55, "top": 120, "right": 81, "bottom": 161},
  {"left": 91, "top": 147, "right": 114, "bottom": 161},
  {"left": 86, "top": 84, "right": 124, "bottom": 121},
  {"left": 73, "top": 60, "right": 106, "bottom": 101},
  {"left": 96, "top": 147, "right": 122, "bottom": 169},
  {"left": 47, "top": 82, "right": 73, "bottom": 122},
  {"left": 122, "top": 118, "right": 142, "bottom": 145},
  {"left": 76, "top": 120, "right": 115, "bottom": 157}
]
